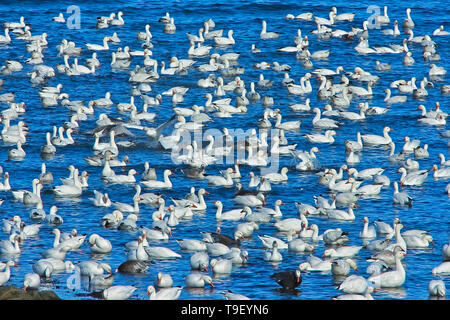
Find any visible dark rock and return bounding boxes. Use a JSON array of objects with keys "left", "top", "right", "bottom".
[{"left": 0, "top": 286, "right": 61, "bottom": 300}]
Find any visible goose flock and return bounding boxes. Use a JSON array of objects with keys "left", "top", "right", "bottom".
[{"left": 0, "top": 3, "right": 448, "bottom": 301}]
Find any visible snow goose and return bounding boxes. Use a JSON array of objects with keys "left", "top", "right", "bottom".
[
  {"left": 429, "top": 64, "right": 447, "bottom": 77},
  {"left": 89, "top": 234, "right": 112, "bottom": 254},
  {"left": 428, "top": 280, "right": 446, "bottom": 297},
  {"left": 214, "top": 30, "right": 235, "bottom": 45},
  {"left": 101, "top": 210, "right": 123, "bottom": 228},
  {"left": 274, "top": 218, "right": 303, "bottom": 233},
  {"left": 323, "top": 228, "right": 349, "bottom": 246},
  {"left": 402, "top": 136, "right": 421, "bottom": 153},
  {"left": 299, "top": 255, "right": 332, "bottom": 272},
  {"left": 177, "top": 239, "right": 207, "bottom": 252},
  {"left": 327, "top": 204, "right": 357, "bottom": 221},
  {"left": 323, "top": 246, "right": 362, "bottom": 259},
  {"left": 361, "top": 126, "right": 393, "bottom": 146},
  {"left": 103, "top": 285, "right": 137, "bottom": 300},
  {"left": 432, "top": 165, "right": 450, "bottom": 179},
  {"left": 86, "top": 37, "right": 110, "bottom": 51},
  {"left": 414, "top": 144, "right": 429, "bottom": 159},
  {"left": 141, "top": 225, "right": 172, "bottom": 241},
  {"left": 141, "top": 169, "right": 173, "bottom": 189},
  {"left": 185, "top": 273, "right": 214, "bottom": 288},
  {"left": 438, "top": 154, "right": 450, "bottom": 167},
  {"left": 397, "top": 167, "right": 428, "bottom": 186},
  {"left": 153, "top": 272, "right": 173, "bottom": 289},
  {"left": 433, "top": 25, "right": 450, "bottom": 36},
  {"left": 384, "top": 89, "right": 407, "bottom": 105},
  {"left": 263, "top": 241, "right": 283, "bottom": 262},
  {"left": 104, "top": 169, "right": 138, "bottom": 185},
  {"left": 331, "top": 258, "right": 358, "bottom": 276},
  {"left": 304, "top": 130, "right": 337, "bottom": 144},
  {"left": 0, "top": 261, "right": 16, "bottom": 286},
  {"left": 368, "top": 247, "right": 406, "bottom": 287},
  {"left": 345, "top": 132, "right": 363, "bottom": 152},
  {"left": 110, "top": 11, "right": 124, "bottom": 26},
  {"left": 359, "top": 217, "right": 377, "bottom": 239},
  {"left": 0, "top": 233, "right": 21, "bottom": 255},
  {"left": 210, "top": 258, "right": 233, "bottom": 273},
  {"left": 312, "top": 107, "right": 340, "bottom": 129},
  {"left": 163, "top": 17, "right": 176, "bottom": 33},
  {"left": 432, "top": 262, "right": 450, "bottom": 275},
  {"left": 146, "top": 286, "right": 182, "bottom": 300},
  {"left": 260, "top": 20, "right": 279, "bottom": 40},
  {"left": 117, "top": 213, "right": 138, "bottom": 231},
  {"left": 392, "top": 181, "right": 413, "bottom": 206},
  {"left": 338, "top": 275, "right": 369, "bottom": 294},
  {"left": 214, "top": 200, "right": 245, "bottom": 221},
  {"left": 402, "top": 8, "right": 415, "bottom": 29},
  {"left": 23, "top": 273, "right": 41, "bottom": 291},
  {"left": 52, "top": 168, "right": 83, "bottom": 197}
]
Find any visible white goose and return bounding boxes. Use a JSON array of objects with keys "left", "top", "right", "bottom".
[
  {"left": 260, "top": 20, "right": 279, "bottom": 39},
  {"left": 146, "top": 285, "right": 182, "bottom": 300},
  {"left": 0, "top": 261, "right": 16, "bottom": 286},
  {"left": 141, "top": 169, "right": 173, "bottom": 189},
  {"left": 86, "top": 37, "right": 110, "bottom": 51},
  {"left": 312, "top": 107, "right": 340, "bottom": 129},
  {"left": 214, "top": 200, "right": 246, "bottom": 221},
  {"left": 361, "top": 126, "right": 393, "bottom": 146},
  {"left": 52, "top": 168, "right": 83, "bottom": 197},
  {"left": 214, "top": 30, "right": 235, "bottom": 45},
  {"left": 88, "top": 234, "right": 112, "bottom": 254},
  {"left": 368, "top": 247, "right": 406, "bottom": 287},
  {"left": 104, "top": 169, "right": 138, "bottom": 184}
]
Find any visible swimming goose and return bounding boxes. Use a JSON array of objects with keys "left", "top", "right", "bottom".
[
  {"left": 0, "top": 261, "right": 17, "bottom": 286},
  {"left": 214, "top": 200, "right": 245, "bottom": 221},
  {"left": 0, "top": 234, "right": 21, "bottom": 255},
  {"left": 86, "top": 37, "right": 110, "bottom": 51},
  {"left": 8, "top": 140, "right": 26, "bottom": 160},
  {"left": 429, "top": 64, "right": 446, "bottom": 77},
  {"left": 433, "top": 25, "right": 450, "bottom": 36},
  {"left": 345, "top": 132, "right": 363, "bottom": 152},
  {"left": 402, "top": 8, "right": 415, "bottom": 29},
  {"left": 163, "top": 17, "right": 176, "bottom": 33},
  {"left": 185, "top": 273, "right": 214, "bottom": 288},
  {"left": 368, "top": 247, "right": 406, "bottom": 288},
  {"left": 323, "top": 245, "right": 362, "bottom": 259},
  {"left": 428, "top": 280, "right": 446, "bottom": 297},
  {"left": 381, "top": 20, "right": 400, "bottom": 36},
  {"left": 359, "top": 217, "right": 377, "bottom": 239},
  {"left": 263, "top": 241, "right": 283, "bottom": 262},
  {"left": 304, "top": 130, "right": 337, "bottom": 144},
  {"left": 141, "top": 169, "right": 173, "bottom": 189},
  {"left": 327, "top": 204, "right": 357, "bottom": 221},
  {"left": 384, "top": 88, "right": 407, "bottom": 105},
  {"left": 214, "top": 30, "right": 235, "bottom": 45},
  {"left": 260, "top": 20, "right": 279, "bottom": 39},
  {"left": 275, "top": 112, "right": 301, "bottom": 131},
  {"left": 88, "top": 233, "right": 112, "bottom": 254},
  {"left": 414, "top": 144, "right": 429, "bottom": 159},
  {"left": 52, "top": 168, "right": 83, "bottom": 197},
  {"left": 361, "top": 126, "right": 393, "bottom": 146},
  {"left": 146, "top": 285, "right": 182, "bottom": 300},
  {"left": 397, "top": 167, "right": 428, "bottom": 186},
  {"left": 110, "top": 11, "right": 124, "bottom": 26},
  {"left": 312, "top": 107, "right": 340, "bottom": 129},
  {"left": 103, "top": 285, "right": 137, "bottom": 300}
]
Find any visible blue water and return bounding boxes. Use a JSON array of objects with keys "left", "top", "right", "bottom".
[{"left": 0, "top": 0, "right": 448, "bottom": 300}]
